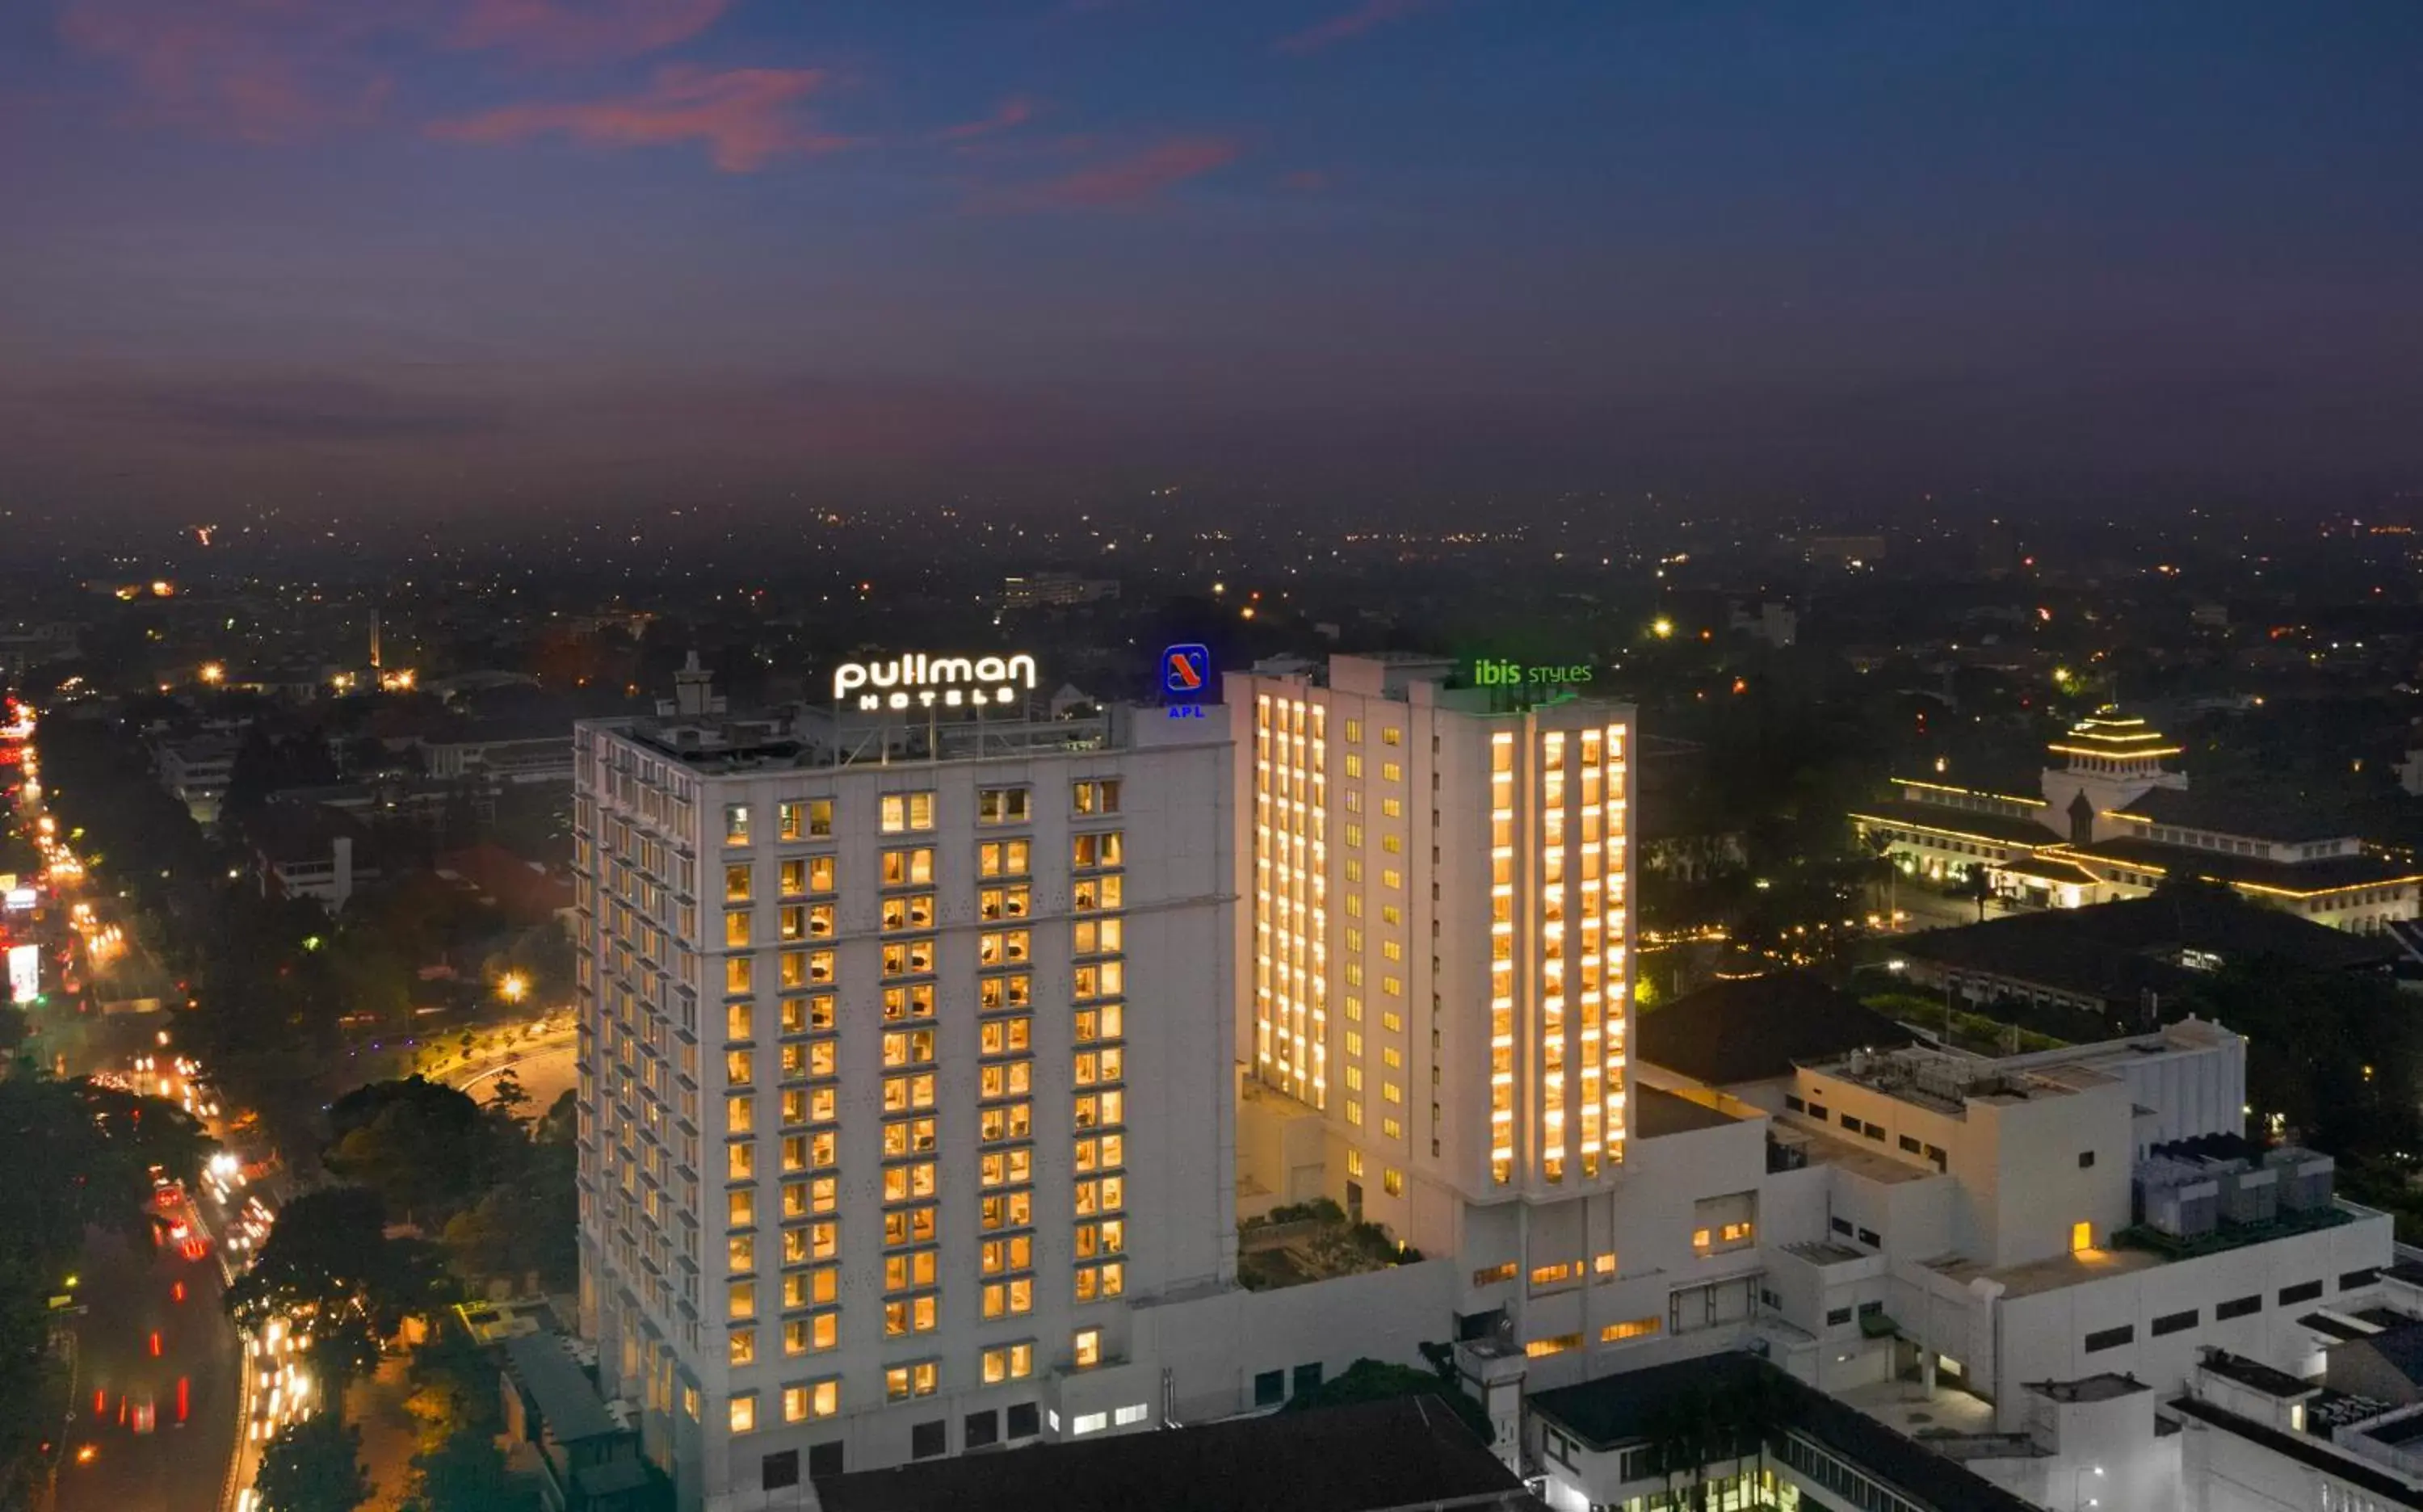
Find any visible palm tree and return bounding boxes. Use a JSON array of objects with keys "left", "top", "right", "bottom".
[
  {"left": 1716, "top": 1366, "right": 1797, "bottom": 1506},
  {"left": 1960, "top": 863, "right": 1994, "bottom": 922},
  {"left": 1864, "top": 830, "right": 1900, "bottom": 931}
]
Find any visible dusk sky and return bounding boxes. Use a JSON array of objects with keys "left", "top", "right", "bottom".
[{"left": 4, "top": 1, "right": 2421, "bottom": 514}]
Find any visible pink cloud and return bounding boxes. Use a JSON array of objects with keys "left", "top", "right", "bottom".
[
  {"left": 1275, "top": 0, "right": 1438, "bottom": 55},
  {"left": 1011, "top": 136, "right": 1240, "bottom": 208},
  {"left": 937, "top": 95, "right": 1038, "bottom": 143},
  {"left": 57, "top": 0, "right": 729, "bottom": 143},
  {"left": 1282, "top": 168, "right": 1332, "bottom": 191},
  {"left": 428, "top": 66, "right": 845, "bottom": 173},
  {"left": 57, "top": 0, "right": 396, "bottom": 141},
  {"left": 447, "top": 0, "right": 731, "bottom": 63}
]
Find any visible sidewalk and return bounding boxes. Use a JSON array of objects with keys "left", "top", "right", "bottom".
[{"left": 346, "top": 1356, "right": 422, "bottom": 1512}]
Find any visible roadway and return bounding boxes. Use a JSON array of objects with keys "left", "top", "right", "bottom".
[
  {"left": 443, "top": 1030, "right": 577, "bottom": 1114},
  {"left": 52, "top": 1220, "right": 241, "bottom": 1512}
]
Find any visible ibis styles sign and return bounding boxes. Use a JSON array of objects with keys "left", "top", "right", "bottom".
[{"left": 1469, "top": 658, "right": 1594, "bottom": 690}]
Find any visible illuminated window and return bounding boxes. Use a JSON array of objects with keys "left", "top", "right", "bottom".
[
  {"left": 1600, "top": 1317, "right": 1660, "bottom": 1344},
  {"left": 980, "top": 839, "right": 1031, "bottom": 878},
  {"left": 724, "top": 805, "right": 752, "bottom": 846},
  {"left": 728, "top": 1328, "right": 756, "bottom": 1366},
  {"left": 729, "top": 1392, "right": 758, "bottom": 1433},
  {"left": 982, "top": 1342, "right": 1035, "bottom": 1384},
  {"left": 1524, "top": 1334, "right": 1580, "bottom": 1359},
  {"left": 1073, "top": 1329, "right": 1102, "bottom": 1368},
  {"left": 1594, "top": 1252, "right": 1618, "bottom": 1277},
  {"left": 1383, "top": 1168, "right": 1404, "bottom": 1196},
  {"left": 724, "top": 956, "right": 754, "bottom": 996},
  {"left": 880, "top": 792, "right": 936, "bottom": 833},
  {"left": 2072, "top": 1220, "right": 2093, "bottom": 1253},
  {"left": 1073, "top": 779, "right": 1121, "bottom": 815},
  {"left": 724, "top": 864, "right": 752, "bottom": 902},
  {"left": 783, "top": 1314, "right": 838, "bottom": 1356}
]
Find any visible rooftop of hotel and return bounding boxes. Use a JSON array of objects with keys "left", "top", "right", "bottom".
[
  {"left": 1929, "top": 1202, "right": 2370, "bottom": 1300},
  {"left": 1928, "top": 1241, "right": 2167, "bottom": 1300},
  {"left": 1775, "top": 1124, "right": 1937, "bottom": 1185},
  {"left": 1799, "top": 1043, "right": 2119, "bottom": 1119},
  {"left": 2026, "top": 1373, "right": 2152, "bottom": 1404}
]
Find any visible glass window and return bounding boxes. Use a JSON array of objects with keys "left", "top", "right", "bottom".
[
  {"left": 729, "top": 1392, "right": 758, "bottom": 1433},
  {"left": 725, "top": 805, "right": 752, "bottom": 846},
  {"left": 979, "top": 788, "right": 1031, "bottom": 825},
  {"left": 880, "top": 792, "right": 936, "bottom": 833}
]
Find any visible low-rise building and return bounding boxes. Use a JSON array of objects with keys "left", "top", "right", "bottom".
[
  {"left": 1527, "top": 1350, "right": 2044, "bottom": 1512},
  {"left": 1885, "top": 892, "right": 2403, "bottom": 1038},
  {"left": 153, "top": 733, "right": 241, "bottom": 823},
  {"left": 816, "top": 1395, "right": 1535, "bottom": 1512}
]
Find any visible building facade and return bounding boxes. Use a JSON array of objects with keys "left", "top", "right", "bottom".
[
  {"left": 1226, "top": 653, "right": 1642, "bottom": 1336},
  {"left": 572, "top": 670, "right": 1233, "bottom": 1509}
]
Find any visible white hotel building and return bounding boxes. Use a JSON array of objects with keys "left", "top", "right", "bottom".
[
  {"left": 572, "top": 659, "right": 1234, "bottom": 1505},
  {"left": 1226, "top": 654, "right": 1650, "bottom": 1311}
]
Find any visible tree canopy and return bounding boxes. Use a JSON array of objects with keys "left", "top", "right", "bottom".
[
  {"left": 225, "top": 1185, "right": 453, "bottom": 1339},
  {"left": 254, "top": 1413, "right": 372, "bottom": 1512}
]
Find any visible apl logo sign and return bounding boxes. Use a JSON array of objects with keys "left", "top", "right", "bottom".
[{"left": 1163, "top": 644, "right": 1210, "bottom": 719}]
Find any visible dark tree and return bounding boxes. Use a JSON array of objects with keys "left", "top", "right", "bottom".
[
  {"left": 324, "top": 1077, "right": 514, "bottom": 1226},
  {"left": 254, "top": 1414, "right": 372, "bottom": 1512}
]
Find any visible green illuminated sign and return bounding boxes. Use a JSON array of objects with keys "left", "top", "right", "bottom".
[{"left": 1470, "top": 657, "right": 1594, "bottom": 689}]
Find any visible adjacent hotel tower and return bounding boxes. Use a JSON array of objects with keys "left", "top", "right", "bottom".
[
  {"left": 572, "top": 659, "right": 1232, "bottom": 1507},
  {"left": 1226, "top": 654, "right": 1638, "bottom": 1286}
]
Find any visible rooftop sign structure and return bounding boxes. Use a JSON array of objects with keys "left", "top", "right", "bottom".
[{"left": 833, "top": 653, "right": 1039, "bottom": 712}]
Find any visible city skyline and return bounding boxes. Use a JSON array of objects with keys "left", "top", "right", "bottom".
[{"left": 5, "top": 2, "right": 2422, "bottom": 511}]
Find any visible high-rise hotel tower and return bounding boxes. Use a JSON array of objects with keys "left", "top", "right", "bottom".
[
  {"left": 1226, "top": 654, "right": 1636, "bottom": 1288},
  {"left": 573, "top": 657, "right": 1233, "bottom": 1507}
]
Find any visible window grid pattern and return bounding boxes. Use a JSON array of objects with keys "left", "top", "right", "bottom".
[{"left": 1254, "top": 695, "right": 1328, "bottom": 1108}]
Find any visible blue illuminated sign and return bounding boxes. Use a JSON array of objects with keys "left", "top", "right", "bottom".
[{"left": 1163, "top": 644, "right": 1211, "bottom": 718}]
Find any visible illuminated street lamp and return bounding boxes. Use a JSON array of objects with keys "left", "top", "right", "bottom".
[
  {"left": 1650, "top": 616, "right": 1675, "bottom": 640},
  {"left": 498, "top": 972, "right": 530, "bottom": 1006},
  {"left": 200, "top": 662, "right": 225, "bottom": 685}
]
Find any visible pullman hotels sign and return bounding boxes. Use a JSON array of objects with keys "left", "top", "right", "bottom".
[{"left": 834, "top": 653, "right": 1039, "bottom": 712}]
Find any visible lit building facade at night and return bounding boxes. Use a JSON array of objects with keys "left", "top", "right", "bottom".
[
  {"left": 571, "top": 662, "right": 1233, "bottom": 1506},
  {"left": 1225, "top": 654, "right": 1643, "bottom": 1325}
]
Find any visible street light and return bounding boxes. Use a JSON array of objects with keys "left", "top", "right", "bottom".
[{"left": 498, "top": 972, "right": 530, "bottom": 1006}]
